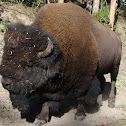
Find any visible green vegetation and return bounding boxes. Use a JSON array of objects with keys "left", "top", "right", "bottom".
[
  {"left": 0, "top": 0, "right": 125, "bottom": 30},
  {"left": 111, "top": 124, "right": 122, "bottom": 126},
  {"left": 118, "top": 0, "right": 126, "bottom": 17},
  {"left": 116, "top": 104, "right": 126, "bottom": 111},
  {"left": 121, "top": 118, "right": 126, "bottom": 123},
  {"left": 111, "top": 118, "right": 126, "bottom": 126},
  {"left": 0, "top": 18, "right": 9, "bottom": 33},
  {"left": 92, "top": 0, "right": 111, "bottom": 27},
  {"left": 115, "top": 16, "right": 126, "bottom": 42},
  {"left": 32, "top": 0, "right": 46, "bottom": 8},
  {"left": 1, "top": 0, "right": 46, "bottom": 7},
  {"left": 92, "top": 0, "right": 126, "bottom": 30}
]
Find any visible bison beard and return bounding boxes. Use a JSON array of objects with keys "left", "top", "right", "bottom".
[
  {"left": 10, "top": 93, "right": 43, "bottom": 121},
  {"left": 10, "top": 93, "right": 61, "bottom": 123}
]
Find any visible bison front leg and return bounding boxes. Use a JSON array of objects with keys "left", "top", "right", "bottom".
[
  {"left": 35, "top": 101, "right": 61, "bottom": 126},
  {"left": 108, "top": 66, "right": 119, "bottom": 108},
  {"left": 75, "top": 102, "right": 86, "bottom": 121},
  {"left": 35, "top": 102, "right": 50, "bottom": 126},
  {"left": 74, "top": 90, "right": 89, "bottom": 120}
]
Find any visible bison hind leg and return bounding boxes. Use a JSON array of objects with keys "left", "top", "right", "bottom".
[
  {"left": 108, "top": 81, "right": 116, "bottom": 108},
  {"left": 74, "top": 103, "right": 86, "bottom": 121},
  {"left": 97, "top": 75, "right": 106, "bottom": 106},
  {"left": 97, "top": 94, "right": 103, "bottom": 106},
  {"left": 108, "top": 65, "right": 119, "bottom": 108}
]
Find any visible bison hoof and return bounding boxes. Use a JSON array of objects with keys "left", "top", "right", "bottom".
[
  {"left": 35, "top": 120, "right": 46, "bottom": 126},
  {"left": 97, "top": 94, "right": 103, "bottom": 106},
  {"left": 108, "top": 98, "right": 115, "bottom": 108},
  {"left": 74, "top": 114, "right": 86, "bottom": 121}
]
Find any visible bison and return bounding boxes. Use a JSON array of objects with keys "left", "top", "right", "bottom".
[
  {"left": 0, "top": 3, "right": 122, "bottom": 125},
  {"left": 0, "top": 3, "right": 99, "bottom": 123}
]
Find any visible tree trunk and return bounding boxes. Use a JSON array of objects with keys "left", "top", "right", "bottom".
[
  {"left": 110, "top": 0, "right": 116, "bottom": 30},
  {"left": 92, "top": 0, "right": 100, "bottom": 14},
  {"left": 78, "top": 0, "right": 85, "bottom": 4},
  {"left": 116, "top": 0, "right": 118, "bottom": 9},
  {"left": 58, "top": 0, "right": 64, "bottom": 3},
  {"left": 46, "top": 0, "right": 50, "bottom": 4},
  {"left": 86, "top": 0, "right": 93, "bottom": 13}
]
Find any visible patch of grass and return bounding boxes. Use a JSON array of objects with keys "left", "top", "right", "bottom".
[
  {"left": 116, "top": 81, "right": 126, "bottom": 90},
  {"left": 111, "top": 124, "right": 122, "bottom": 126},
  {"left": 116, "top": 26, "right": 124, "bottom": 36},
  {"left": 0, "top": 104, "right": 6, "bottom": 112},
  {"left": 0, "top": 17, "right": 9, "bottom": 33},
  {"left": 116, "top": 85, "right": 123, "bottom": 90},
  {"left": 121, "top": 118, "right": 126, "bottom": 123},
  {"left": 92, "top": 0, "right": 110, "bottom": 27},
  {"left": 116, "top": 104, "right": 126, "bottom": 111},
  {"left": 9, "top": 101, "right": 15, "bottom": 110},
  {"left": 9, "top": 2, "right": 36, "bottom": 20},
  {"left": 1, "top": 104, "right": 5, "bottom": 109},
  {"left": 111, "top": 118, "right": 126, "bottom": 126},
  {"left": 115, "top": 16, "right": 126, "bottom": 43},
  {"left": 124, "top": 55, "right": 126, "bottom": 59}
]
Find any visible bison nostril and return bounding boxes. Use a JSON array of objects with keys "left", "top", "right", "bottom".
[{"left": 1, "top": 78, "right": 11, "bottom": 85}]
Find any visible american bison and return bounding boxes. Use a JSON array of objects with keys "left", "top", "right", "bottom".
[
  {"left": 0, "top": 3, "right": 122, "bottom": 125},
  {"left": 0, "top": 3, "right": 99, "bottom": 123}
]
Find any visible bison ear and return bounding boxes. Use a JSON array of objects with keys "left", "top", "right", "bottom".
[{"left": 37, "top": 37, "right": 54, "bottom": 58}]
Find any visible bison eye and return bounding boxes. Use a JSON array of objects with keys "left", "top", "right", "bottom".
[{"left": 26, "top": 60, "right": 33, "bottom": 67}]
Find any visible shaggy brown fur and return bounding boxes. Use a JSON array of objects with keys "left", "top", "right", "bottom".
[
  {"left": 33, "top": 4, "right": 99, "bottom": 120},
  {"left": 34, "top": 3, "right": 122, "bottom": 109},
  {"left": 33, "top": 3, "right": 98, "bottom": 97}
]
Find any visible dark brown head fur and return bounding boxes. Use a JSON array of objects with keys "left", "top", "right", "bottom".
[{"left": 0, "top": 23, "right": 62, "bottom": 115}]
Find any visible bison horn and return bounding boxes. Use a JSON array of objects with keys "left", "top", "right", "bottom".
[{"left": 37, "top": 37, "right": 53, "bottom": 58}]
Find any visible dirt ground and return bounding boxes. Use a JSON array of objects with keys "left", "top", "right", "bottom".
[{"left": 0, "top": 2, "right": 126, "bottom": 126}]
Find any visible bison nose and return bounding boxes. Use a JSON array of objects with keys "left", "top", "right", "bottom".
[{"left": 1, "top": 78, "right": 12, "bottom": 89}]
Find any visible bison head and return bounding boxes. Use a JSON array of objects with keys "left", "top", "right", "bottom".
[{"left": 0, "top": 23, "right": 62, "bottom": 115}]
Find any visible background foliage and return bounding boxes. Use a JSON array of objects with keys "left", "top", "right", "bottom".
[
  {"left": 92, "top": 0, "right": 110, "bottom": 27},
  {"left": 1, "top": 0, "right": 126, "bottom": 29}
]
